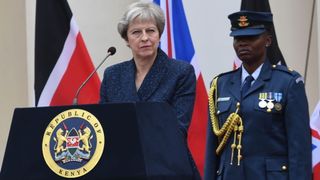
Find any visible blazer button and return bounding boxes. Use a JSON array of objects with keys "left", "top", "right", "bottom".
[{"left": 281, "top": 165, "right": 287, "bottom": 171}]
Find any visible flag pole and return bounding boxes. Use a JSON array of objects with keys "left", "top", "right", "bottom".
[{"left": 304, "top": 0, "right": 316, "bottom": 85}]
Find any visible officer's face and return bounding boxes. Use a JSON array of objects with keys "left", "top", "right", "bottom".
[{"left": 233, "top": 33, "right": 272, "bottom": 65}]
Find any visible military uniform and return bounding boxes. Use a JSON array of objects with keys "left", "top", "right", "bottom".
[
  {"left": 204, "top": 60, "right": 312, "bottom": 180},
  {"left": 204, "top": 10, "right": 312, "bottom": 180}
]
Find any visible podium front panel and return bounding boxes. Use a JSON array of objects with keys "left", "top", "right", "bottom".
[{"left": 0, "top": 103, "right": 194, "bottom": 180}]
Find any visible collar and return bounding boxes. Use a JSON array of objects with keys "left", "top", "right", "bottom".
[{"left": 241, "top": 63, "right": 263, "bottom": 85}]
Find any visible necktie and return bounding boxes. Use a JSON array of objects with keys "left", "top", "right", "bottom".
[{"left": 241, "top": 75, "right": 254, "bottom": 97}]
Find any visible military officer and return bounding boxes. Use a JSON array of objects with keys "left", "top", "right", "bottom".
[{"left": 204, "top": 11, "right": 312, "bottom": 180}]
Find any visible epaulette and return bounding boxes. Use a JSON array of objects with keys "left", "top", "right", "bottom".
[
  {"left": 272, "top": 64, "right": 305, "bottom": 84},
  {"left": 217, "top": 68, "right": 239, "bottom": 78},
  {"left": 209, "top": 69, "right": 238, "bottom": 87},
  {"left": 271, "top": 64, "right": 299, "bottom": 76}
]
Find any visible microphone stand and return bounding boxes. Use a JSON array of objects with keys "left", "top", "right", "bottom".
[{"left": 72, "top": 47, "right": 116, "bottom": 105}]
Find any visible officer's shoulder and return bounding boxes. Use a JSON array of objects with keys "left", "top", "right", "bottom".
[
  {"left": 271, "top": 64, "right": 305, "bottom": 84},
  {"left": 209, "top": 69, "right": 238, "bottom": 86},
  {"left": 216, "top": 68, "right": 239, "bottom": 79},
  {"left": 271, "top": 64, "right": 300, "bottom": 77}
]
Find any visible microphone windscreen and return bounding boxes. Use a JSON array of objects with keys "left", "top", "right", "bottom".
[{"left": 107, "top": 47, "right": 116, "bottom": 55}]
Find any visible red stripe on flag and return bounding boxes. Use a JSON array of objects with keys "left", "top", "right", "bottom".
[
  {"left": 312, "top": 129, "right": 320, "bottom": 139},
  {"left": 233, "top": 62, "right": 237, "bottom": 70},
  {"left": 314, "top": 163, "right": 320, "bottom": 180},
  {"left": 50, "top": 33, "right": 100, "bottom": 106},
  {"left": 188, "top": 73, "right": 208, "bottom": 176},
  {"left": 165, "top": 0, "right": 173, "bottom": 58}
]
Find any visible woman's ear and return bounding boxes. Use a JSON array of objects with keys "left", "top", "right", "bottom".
[{"left": 265, "top": 34, "right": 272, "bottom": 47}]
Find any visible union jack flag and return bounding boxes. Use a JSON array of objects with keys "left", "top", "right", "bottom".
[
  {"left": 311, "top": 101, "right": 320, "bottom": 180},
  {"left": 154, "top": 0, "right": 208, "bottom": 176}
]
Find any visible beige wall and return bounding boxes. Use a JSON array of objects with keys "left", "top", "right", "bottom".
[
  {"left": 0, "top": 0, "right": 319, "bottom": 170},
  {"left": 270, "top": 0, "right": 319, "bottom": 110},
  {"left": 306, "top": 4, "right": 319, "bottom": 114},
  {"left": 0, "top": 0, "right": 28, "bottom": 170},
  {"left": 68, "top": 0, "right": 136, "bottom": 78}
]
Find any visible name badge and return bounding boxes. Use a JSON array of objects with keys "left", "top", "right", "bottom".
[{"left": 217, "top": 97, "right": 231, "bottom": 102}]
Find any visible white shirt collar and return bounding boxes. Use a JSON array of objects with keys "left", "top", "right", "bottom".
[{"left": 241, "top": 63, "right": 263, "bottom": 85}]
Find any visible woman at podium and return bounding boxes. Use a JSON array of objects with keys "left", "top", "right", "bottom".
[
  {"left": 99, "top": 1, "right": 196, "bottom": 141},
  {"left": 99, "top": 2, "right": 200, "bottom": 179}
]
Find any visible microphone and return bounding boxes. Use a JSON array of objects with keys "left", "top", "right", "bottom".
[{"left": 72, "top": 46, "right": 116, "bottom": 105}]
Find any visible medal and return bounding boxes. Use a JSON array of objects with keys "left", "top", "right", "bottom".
[
  {"left": 274, "top": 103, "right": 282, "bottom": 111},
  {"left": 266, "top": 92, "right": 275, "bottom": 112},
  {"left": 259, "top": 100, "right": 267, "bottom": 108},
  {"left": 266, "top": 100, "right": 274, "bottom": 112},
  {"left": 259, "top": 93, "right": 268, "bottom": 109},
  {"left": 274, "top": 92, "right": 282, "bottom": 102}
]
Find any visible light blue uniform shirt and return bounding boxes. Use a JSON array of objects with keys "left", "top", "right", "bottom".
[{"left": 241, "top": 63, "right": 263, "bottom": 86}]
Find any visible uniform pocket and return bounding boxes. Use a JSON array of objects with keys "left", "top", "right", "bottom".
[
  {"left": 216, "top": 100, "right": 232, "bottom": 125},
  {"left": 265, "top": 158, "right": 288, "bottom": 180},
  {"left": 216, "top": 100, "right": 232, "bottom": 115},
  {"left": 254, "top": 98, "right": 285, "bottom": 132}
]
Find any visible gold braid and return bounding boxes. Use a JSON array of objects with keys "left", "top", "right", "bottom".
[{"left": 208, "top": 77, "right": 244, "bottom": 165}]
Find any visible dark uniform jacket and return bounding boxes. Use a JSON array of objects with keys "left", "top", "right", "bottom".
[{"left": 204, "top": 60, "right": 312, "bottom": 180}]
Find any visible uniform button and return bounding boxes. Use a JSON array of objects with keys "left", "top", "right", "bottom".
[{"left": 281, "top": 165, "right": 287, "bottom": 171}]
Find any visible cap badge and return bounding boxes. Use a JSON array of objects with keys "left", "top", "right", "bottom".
[{"left": 238, "top": 16, "right": 249, "bottom": 27}]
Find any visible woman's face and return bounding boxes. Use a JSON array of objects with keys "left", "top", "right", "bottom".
[
  {"left": 127, "top": 19, "right": 160, "bottom": 60},
  {"left": 233, "top": 33, "right": 271, "bottom": 65}
]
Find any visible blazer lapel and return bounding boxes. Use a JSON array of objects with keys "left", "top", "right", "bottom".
[
  {"left": 137, "top": 49, "right": 167, "bottom": 101},
  {"left": 228, "top": 69, "right": 242, "bottom": 102},
  {"left": 121, "top": 60, "right": 140, "bottom": 101},
  {"left": 244, "top": 60, "right": 272, "bottom": 98}
]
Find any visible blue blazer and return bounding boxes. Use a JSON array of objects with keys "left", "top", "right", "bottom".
[
  {"left": 204, "top": 60, "right": 312, "bottom": 180},
  {"left": 100, "top": 48, "right": 196, "bottom": 136}
]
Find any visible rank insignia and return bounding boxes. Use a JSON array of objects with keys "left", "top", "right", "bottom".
[
  {"left": 238, "top": 16, "right": 249, "bottom": 27},
  {"left": 295, "top": 76, "right": 304, "bottom": 84},
  {"left": 42, "top": 109, "right": 105, "bottom": 178}
]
